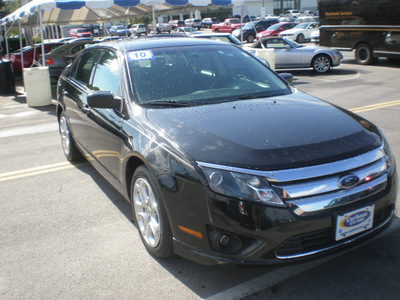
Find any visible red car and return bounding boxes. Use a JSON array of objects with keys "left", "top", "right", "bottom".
[
  {"left": 256, "top": 22, "right": 297, "bottom": 40},
  {"left": 69, "top": 28, "right": 92, "bottom": 38},
  {"left": 9, "top": 42, "right": 64, "bottom": 73},
  {"left": 212, "top": 18, "right": 242, "bottom": 33},
  {"left": 169, "top": 20, "right": 185, "bottom": 30}
]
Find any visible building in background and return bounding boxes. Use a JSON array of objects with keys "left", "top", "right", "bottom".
[{"left": 233, "top": 0, "right": 317, "bottom": 18}]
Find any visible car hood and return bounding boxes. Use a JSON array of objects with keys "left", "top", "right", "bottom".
[
  {"left": 145, "top": 91, "right": 381, "bottom": 170},
  {"left": 281, "top": 28, "right": 302, "bottom": 34}
]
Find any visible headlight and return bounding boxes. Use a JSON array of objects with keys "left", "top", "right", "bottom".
[
  {"left": 200, "top": 166, "right": 285, "bottom": 207},
  {"left": 383, "top": 135, "right": 396, "bottom": 176}
]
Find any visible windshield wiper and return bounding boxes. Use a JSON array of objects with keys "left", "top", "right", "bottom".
[
  {"left": 238, "top": 94, "right": 271, "bottom": 100},
  {"left": 143, "top": 100, "right": 193, "bottom": 107}
]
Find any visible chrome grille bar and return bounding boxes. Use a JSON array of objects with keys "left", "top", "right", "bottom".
[{"left": 274, "top": 157, "right": 387, "bottom": 199}]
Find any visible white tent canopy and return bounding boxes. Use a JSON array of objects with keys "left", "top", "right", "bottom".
[{"left": 1, "top": 0, "right": 239, "bottom": 26}]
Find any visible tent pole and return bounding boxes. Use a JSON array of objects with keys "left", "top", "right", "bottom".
[
  {"left": 18, "top": 21, "right": 24, "bottom": 70},
  {"left": 240, "top": 4, "right": 243, "bottom": 45},
  {"left": 39, "top": 8, "right": 45, "bottom": 66},
  {"left": 4, "top": 24, "right": 10, "bottom": 58},
  {"left": 152, "top": 5, "right": 156, "bottom": 34}
]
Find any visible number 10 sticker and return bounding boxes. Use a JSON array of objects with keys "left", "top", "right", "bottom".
[{"left": 128, "top": 50, "right": 155, "bottom": 61}]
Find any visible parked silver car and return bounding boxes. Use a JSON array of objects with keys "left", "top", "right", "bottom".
[
  {"left": 39, "top": 40, "right": 98, "bottom": 78},
  {"left": 248, "top": 37, "right": 343, "bottom": 73}
]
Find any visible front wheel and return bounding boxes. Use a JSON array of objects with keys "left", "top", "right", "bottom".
[
  {"left": 214, "top": 28, "right": 219, "bottom": 33},
  {"left": 312, "top": 54, "right": 331, "bottom": 73},
  {"left": 355, "top": 43, "right": 376, "bottom": 65},
  {"left": 131, "top": 166, "right": 173, "bottom": 258},
  {"left": 59, "top": 111, "right": 82, "bottom": 162},
  {"left": 296, "top": 33, "right": 305, "bottom": 43}
]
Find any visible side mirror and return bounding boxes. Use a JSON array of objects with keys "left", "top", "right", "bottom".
[
  {"left": 279, "top": 73, "right": 294, "bottom": 85},
  {"left": 285, "top": 45, "right": 291, "bottom": 50},
  {"left": 87, "top": 91, "right": 121, "bottom": 109}
]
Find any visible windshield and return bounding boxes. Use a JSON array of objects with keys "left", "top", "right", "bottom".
[
  {"left": 12, "top": 45, "right": 33, "bottom": 53},
  {"left": 243, "top": 22, "right": 257, "bottom": 29},
  {"left": 267, "top": 23, "right": 281, "bottom": 30},
  {"left": 284, "top": 38, "right": 302, "bottom": 48},
  {"left": 127, "top": 45, "right": 290, "bottom": 106},
  {"left": 77, "top": 29, "right": 87, "bottom": 33},
  {"left": 116, "top": 26, "right": 125, "bottom": 30},
  {"left": 230, "top": 19, "right": 241, "bottom": 24},
  {"left": 294, "top": 23, "right": 309, "bottom": 29}
]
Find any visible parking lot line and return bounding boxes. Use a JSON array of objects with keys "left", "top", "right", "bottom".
[
  {"left": 0, "top": 161, "right": 87, "bottom": 182},
  {"left": 350, "top": 99, "right": 400, "bottom": 113}
]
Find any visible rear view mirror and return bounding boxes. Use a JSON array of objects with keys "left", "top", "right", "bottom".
[
  {"left": 279, "top": 73, "right": 294, "bottom": 85},
  {"left": 87, "top": 91, "right": 121, "bottom": 109}
]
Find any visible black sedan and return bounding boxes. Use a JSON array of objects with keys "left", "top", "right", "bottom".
[
  {"left": 232, "top": 19, "right": 279, "bottom": 43},
  {"left": 57, "top": 38, "right": 397, "bottom": 265}
]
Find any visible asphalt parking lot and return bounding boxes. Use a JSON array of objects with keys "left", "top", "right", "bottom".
[{"left": 0, "top": 50, "right": 399, "bottom": 299}]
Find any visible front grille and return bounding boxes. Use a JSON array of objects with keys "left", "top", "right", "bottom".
[
  {"left": 275, "top": 205, "right": 394, "bottom": 258},
  {"left": 271, "top": 149, "right": 388, "bottom": 216}
]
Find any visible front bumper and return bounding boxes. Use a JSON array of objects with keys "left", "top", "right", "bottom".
[
  {"left": 167, "top": 146, "right": 397, "bottom": 265},
  {"left": 172, "top": 173, "right": 397, "bottom": 265}
]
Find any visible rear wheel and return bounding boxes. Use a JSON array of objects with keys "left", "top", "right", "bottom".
[
  {"left": 355, "top": 43, "right": 376, "bottom": 65},
  {"left": 247, "top": 34, "right": 255, "bottom": 43},
  {"left": 312, "top": 54, "right": 331, "bottom": 73},
  {"left": 59, "top": 112, "right": 82, "bottom": 162},
  {"left": 131, "top": 166, "right": 174, "bottom": 258},
  {"left": 296, "top": 33, "right": 305, "bottom": 43}
]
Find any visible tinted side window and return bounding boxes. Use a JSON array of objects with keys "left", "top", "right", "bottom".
[
  {"left": 74, "top": 50, "right": 98, "bottom": 86},
  {"left": 91, "top": 51, "right": 121, "bottom": 97}
]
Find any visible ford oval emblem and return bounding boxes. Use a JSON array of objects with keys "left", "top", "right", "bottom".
[{"left": 338, "top": 174, "right": 360, "bottom": 189}]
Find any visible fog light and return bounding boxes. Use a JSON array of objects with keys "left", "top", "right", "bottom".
[{"left": 219, "top": 235, "right": 230, "bottom": 246}]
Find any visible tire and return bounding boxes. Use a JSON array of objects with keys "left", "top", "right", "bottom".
[
  {"left": 131, "top": 166, "right": 173, "bottom": 258},
  {"left": 215, "top": 28, "right": 219, "bottom": 33},
  {"left": 312, "top": 54, "right": 332, "bottom": 74},
  {"left": 59, "top": 111, "right": 82, "bottom": 162},
  {"left": 247, "top": 34, "right": 255, "bottom": 43},
  {"left": 355, "top": 43, "right": 376, "bottom": 65},
  {"left": 296, "top": 33, "right": 305, "bottom": 43}
]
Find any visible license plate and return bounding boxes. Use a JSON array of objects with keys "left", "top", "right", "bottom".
[{"left": 335, "top": 205, "right": 374, "bottom": 241}]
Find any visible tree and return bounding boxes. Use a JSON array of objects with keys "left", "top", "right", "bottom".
[{"left": 0, "top": 0, "right": 21, "bottom": 17}]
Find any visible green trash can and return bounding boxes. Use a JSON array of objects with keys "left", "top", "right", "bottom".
[{"left": 0, "top": 59, "right": 16, "bottom": 95}]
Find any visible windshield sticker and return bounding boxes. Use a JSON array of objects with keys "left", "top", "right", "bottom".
[{"left": 128, "top": 50, "right": 155, "bottom": 61}]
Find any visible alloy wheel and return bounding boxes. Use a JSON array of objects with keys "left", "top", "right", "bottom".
[
  {"left": 133, "top": 177, "right": 161, "bottom": 248},
  {"left": 59, "top": 116, "right": 70, "bottom": 156},
  {"left": 313, "top": 56, "right": 331, "bottom": 73}
]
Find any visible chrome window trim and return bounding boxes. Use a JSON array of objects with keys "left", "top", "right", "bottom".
[{"left": 197, "top": 145, "right": 385, "bottom": 183}]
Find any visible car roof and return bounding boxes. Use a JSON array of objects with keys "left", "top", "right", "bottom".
[{"left": 89, "top": 37, "right": 230, "bottom": 52}]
